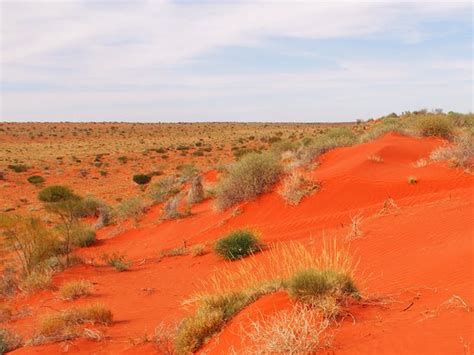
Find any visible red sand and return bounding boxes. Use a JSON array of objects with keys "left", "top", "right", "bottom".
[{"left": 8, "top": 133, "right": 473, "bottom": 354}]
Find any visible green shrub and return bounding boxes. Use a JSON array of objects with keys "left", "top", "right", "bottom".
[
  {"left": 215, "top": 152, "right": 282, "bottom": 210},
  {"left": 27, "top": 175, "right": 45, "bottom": 185},
  {"left": 415, "top": 115, "right": 453, "bottom": 139},
  {"left": 38, "top": 186, "right": 80, "bottom": 203},
  {"left": 71, "top": 226, "right": 96, "bottom": 247},
  {"left": 8, "top": 164, "right": 28, "bottom": 173},
  {"left": 74, "top": 196, "right": 105, "bottom": 218},
  {"left": 148, "top": 177, "right": 180, "bottom": 203},
  {"left": 132, "top": 174, "right": 151, "bottom": 185},
  {"left": 115, "top": 196, "right": 148, "bottom": 221},
  {"left": 287, "top": 269, "right": 358, "bottom": 305},
  {"left": 214, "top": 230, "right": 261, "bottom": 260}
]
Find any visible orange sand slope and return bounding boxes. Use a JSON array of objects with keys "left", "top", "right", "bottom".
[{"left": 11, "top": 133, "right": 473, "bottom": 354}]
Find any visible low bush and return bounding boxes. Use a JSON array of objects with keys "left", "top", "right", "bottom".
[
  {"left": 58, "top": 280, "right": 93, "bottom": 300},
  {"left": 27, "top": 175, "right": 45, "bottom": 185},
  {"left": 415, "top": 115, "right": 453, "bottom": 139},
  {"left": 38, "top": 186, "right": 80, "bottom": 203},
  {"left": 215, "top": 152, "right": 282, "bottom": 210},
  {"left": 214, "top": 230, "right": 262, "bottom": 261},
  {"left": 8, "top": 164, "right": 28, "bottom": 173},
  {"left": 115, "top": 197, "right": 148, "bottom": 221},
  {"left": 148, "top": 177, "right": 181, "bottom": 203},
  {"left": 71, "top": 226, "right": 96, "bottom": 247},
  {"left": 75, "top": 196, "right": 105, "bottom": 218},
  {"left": 132, "top": 174, "right": 151, "bottom": 185},
  {"left": 0, "top": 215, "right": 63, "bottom": 276}
]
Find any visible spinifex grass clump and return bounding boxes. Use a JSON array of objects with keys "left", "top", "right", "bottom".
[
  {"left": 35, "top": 303, "right": 112, "bottom": 342},
  {"left": 214, "top": 230, "right": 262, "bottom": 261},
  {"left": 287, "top": 269, "right": 359, "bottom": 318},
  {"left": 176, "top": 239, "right": 359, "bottom": 354}
]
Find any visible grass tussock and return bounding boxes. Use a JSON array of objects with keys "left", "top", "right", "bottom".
[
  {"left": 102, "top": 252, "right": 131, "bottom": 272},
  {"left": 58, "top": 280, "right": 93, "bottom": 300},
  {"left": 430, "top": 134, "right": 474, "bottom": 171},
  {"left": 176, "top": 239, "right": 358, "bottom": 353},
  {"left": 215, "top": 152, "right": 282, "bottom": 210},
  {"left": 19, "top": 271, "right": 54, "bottom": 294},
  {"left": 279, "top": 171, "right": 320, "bottom": 205},
  {"left": 35, "top": 303, "right": 112, "bottom": 343},
  {"left": 214, "top": 230, "right": 262, "bottom": 261},
  {"left": 244, "top": 305, "right": 330, "bottom": 354}
]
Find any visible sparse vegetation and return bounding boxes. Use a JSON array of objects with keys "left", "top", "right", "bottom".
[
  {"left": 216, "top": 152, "right": 282, "bottom": 210},
  {"left": 415, "top": 115, "right": 453, "bottom": 139},
  {"left": 279, "top": 171, "right": 319, "bottom": 205},
  {"left": 407, "top": 176, "right": 418, "bottom": 184},
  {"left": 58, "top": 280, "right": 93, "bottom": 300},
  {"left": 214, "top": 230, "right": 262, "bottom": 261},
  {"left": 430, "top": 134, "right": 473, "bottom": 171},
  {"left": 102, "top": 252, "right": 131, "bottom": 272},
  {"left": 35, "top": 303, "right": 112, "bottom": 342},
  {"left": 71, "top": 225, "right": 96, "bottom": 247}
]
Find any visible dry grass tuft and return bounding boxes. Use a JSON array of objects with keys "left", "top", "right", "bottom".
[
  {"left": 367, "top": 154, "right": 384, "bottom": 163},
  {"left": 244, "top": 305, "right": 331, "bottom": 354},
  {"left": 378, "top": 197, "right": 400, "bottom": 215},
  {"left": 430, "top": 134, "right": 474, "bottom": 171},
  {"left": 58, "top": 280, "right": 93, "bottom": 301},
  {"left": 0, "top": 328, "right": 23, "bottom": 353},
  {"left": 34, "top": 303, "right": 112, "bottom": 343},
  {"left": 279, "top": 171, "right": 320, "bottom": 206},
  {"left": 190, "top": 244, "right": 206, "bottom": 257},
  {"left": 346, "top": 213, "right": 363, "bottom": 241},
  {"left": 19, "top": 271, "right": 54, "bottom": 294}
]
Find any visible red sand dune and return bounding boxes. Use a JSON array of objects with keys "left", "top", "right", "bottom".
[{"left": 9, "top": 133, "right": 473, "bottom": 354}]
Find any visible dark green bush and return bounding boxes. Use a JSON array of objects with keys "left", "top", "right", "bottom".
[
  {"left": 38, "top": 185, "right": 80, "bottom": 203},
  {"left": 132, "top": 174, "right": 151, "bottom": 185},
  {"left": 27, "top": 175, "right": 45, "bottom": 185},
  {"left": 214, "top": 230, "right": 261, "bottom": 260},
  {"left": 8, "top": 164, "right": 28, "bottom": 173}
]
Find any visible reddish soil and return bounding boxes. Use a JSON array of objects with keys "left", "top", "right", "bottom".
[{"left": 5, "top": 133, "right": 473, "bottom": 354}]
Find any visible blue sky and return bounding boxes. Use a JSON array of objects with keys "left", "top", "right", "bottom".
[{"left": 1, "top": 1, "right": 472, "bottom": 122}]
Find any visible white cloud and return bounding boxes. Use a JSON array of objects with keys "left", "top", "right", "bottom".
[{"left": 0, "top": 0, "right": 472, "bottom": 121}]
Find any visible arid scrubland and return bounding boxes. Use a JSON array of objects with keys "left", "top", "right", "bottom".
[{"left": 0, "top": 111, "right": 473, "bottom": 353}]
